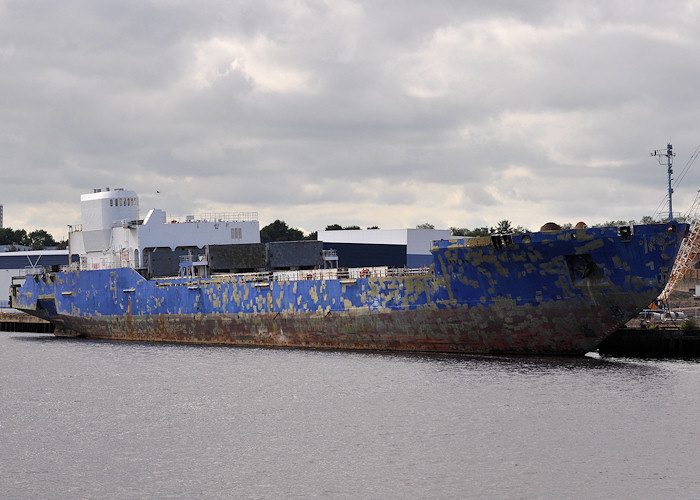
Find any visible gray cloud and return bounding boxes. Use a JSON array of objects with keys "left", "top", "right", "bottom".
[{"left": 2, "top": 0, "right": 700, "bottom": 238}]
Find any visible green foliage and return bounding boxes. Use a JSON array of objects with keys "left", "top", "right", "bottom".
[
  {"left": 27, "top": 229, "right": 56, "bottom": 249},
  {"left": 595, "top": 220, "right": 635, "bottom": 228},
  {"left": 325, "top": 224, "right": 361, "bottom": 231},
  {"left": 416, "top": 223, "right": 435, "bottom": 229},
  {"left": 449, "top": 214, "right": 663, "bottom": 237},
  {"left": 0, "top": 227, "right": 28, "bottom": 246},
  {"left": 451, "top": 221, "right": 530, "bottom": 237},
  {"left": 493, "top": 220, "right": 513, "bottom": 234},
  {"left": 470, "top": 227, "right": 492, "bottom": 236},
  {"left": 592, "top": 216, "right": 670, "bottom": 228},
  {"left": 681, "top": 318, "right": 698, "bottom": 332},
  {"left": 450, "top": 226, "right": 491, "bottom": 237},
  {"left": 640, "top": 215, "right": 660, "bottom": 224},
  {"left": 260, "top": 220, "right": 305, "bottom": 241},
  {"left": 0, "top": 227, "right": 62, "bottom": 249}
]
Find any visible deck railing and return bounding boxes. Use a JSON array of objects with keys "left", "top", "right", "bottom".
[
  {"left": 206, "top": 266, "right": 432, "bottom": 284},
  {"left": 168, "top": 212, "right": 258, "bottom": 223},
  {"left": 12, "top": 266, "right": 47, "bottom": 277}
]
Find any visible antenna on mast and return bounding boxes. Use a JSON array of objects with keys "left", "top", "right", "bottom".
[{"left": 651, "top": 143, "right": 675, "bottom": 221}]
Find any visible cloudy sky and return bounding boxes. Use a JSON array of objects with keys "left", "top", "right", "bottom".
[{"left": 2, "top": 0, "right": 700, "bottom": 239}]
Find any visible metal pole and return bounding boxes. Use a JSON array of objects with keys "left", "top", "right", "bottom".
[
  {"left": 667, "top": 143, "right": 674, "bottom": 221},
  {"left": 651, "top": 143, "right": 676, "bottom": 221},
  {"left": 67, "top": 225, "right": 72, "bottom": 270}
]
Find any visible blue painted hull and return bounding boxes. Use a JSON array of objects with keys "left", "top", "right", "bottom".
[{"left": 11, "top": 223, "right": 687, "bottom": 354}]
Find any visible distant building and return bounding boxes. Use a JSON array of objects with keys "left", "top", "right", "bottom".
[
  {"left": 317, "top": 228, "right": 453, "bottom": 268},
  {"left": 0, "top": 244, "right": 32, "bottom": 252}
]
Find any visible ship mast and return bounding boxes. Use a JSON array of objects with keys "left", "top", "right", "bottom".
[{"left": 651, "top": 143, "right": 676, "bottom": 221}]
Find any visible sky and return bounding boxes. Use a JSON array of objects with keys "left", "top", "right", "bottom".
[{"left": 2, "top": 0, "right": 700, "bottom": 240}]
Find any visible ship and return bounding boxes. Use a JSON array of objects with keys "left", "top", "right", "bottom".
[{"left": 9, "top": 188, "right": 689, "bottom": 355}]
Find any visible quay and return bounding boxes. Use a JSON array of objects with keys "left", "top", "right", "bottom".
[
  {"left": 599, "top": 285, "right": 700, "bottom": 358},
  {"left": 0, "top": 312, "right": 54, "bottom": 333},
  {"left": 599, "top": 327, "right": 700, "bottom": 358}
]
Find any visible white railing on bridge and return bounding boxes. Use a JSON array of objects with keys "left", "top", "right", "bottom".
[{"left": 168, "top": 212, "right": 258, "bottom": 223}]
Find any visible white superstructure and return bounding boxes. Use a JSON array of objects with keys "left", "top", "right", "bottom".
[{"left": 69, "top": 188, "right": 260, "bottom": 270}]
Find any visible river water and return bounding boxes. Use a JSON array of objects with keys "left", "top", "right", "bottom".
[{"left": 1, "top": 332, "right": 698, "bottom": 499}]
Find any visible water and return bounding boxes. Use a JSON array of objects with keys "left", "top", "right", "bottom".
[{"left": 1, "top": 332, "right": 698, "bottom": 499}]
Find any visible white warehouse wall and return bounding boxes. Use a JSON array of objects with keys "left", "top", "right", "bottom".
[{"left": 318, "top": 228, "right": 451, "bottom": 254}]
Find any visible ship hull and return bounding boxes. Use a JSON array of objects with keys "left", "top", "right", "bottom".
[
  {"left": 11, "top": 223, "right": 687, "bottom": 355},
  {"left": 52, "top": 297, "right": 651, "bottom": 354}
]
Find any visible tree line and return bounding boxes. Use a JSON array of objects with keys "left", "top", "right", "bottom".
[
  {"left": 260, "top": 219, "right": 530, "bottom": 240},
  {"left": 261, "top": 216, "right": 668, "bottom": 241},
  {"left": 0, "top": 215, "right": 669, "bottom": 249},
  {"left": 0, "top": 228, "right": 66, "bottom": 250},
  {"left": 260, "top": 221, "right": 387, "bottom": 241}
]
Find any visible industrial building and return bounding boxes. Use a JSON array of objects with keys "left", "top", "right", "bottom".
[{"left": 317, "top": 228, "right": 452, "bottom": 268}]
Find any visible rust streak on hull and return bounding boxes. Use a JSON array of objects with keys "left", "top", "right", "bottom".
[{"left": 61, "top": 299, "right": 640, "bottom": 355}]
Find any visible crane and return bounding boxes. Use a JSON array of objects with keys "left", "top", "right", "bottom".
[{"left": 658, "top": 189, "right": 700, "bottom": 303}]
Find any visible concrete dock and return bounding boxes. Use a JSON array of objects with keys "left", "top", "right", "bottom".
[{"left": 0, "top": 312, "right": 54, "bottom": 333}]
